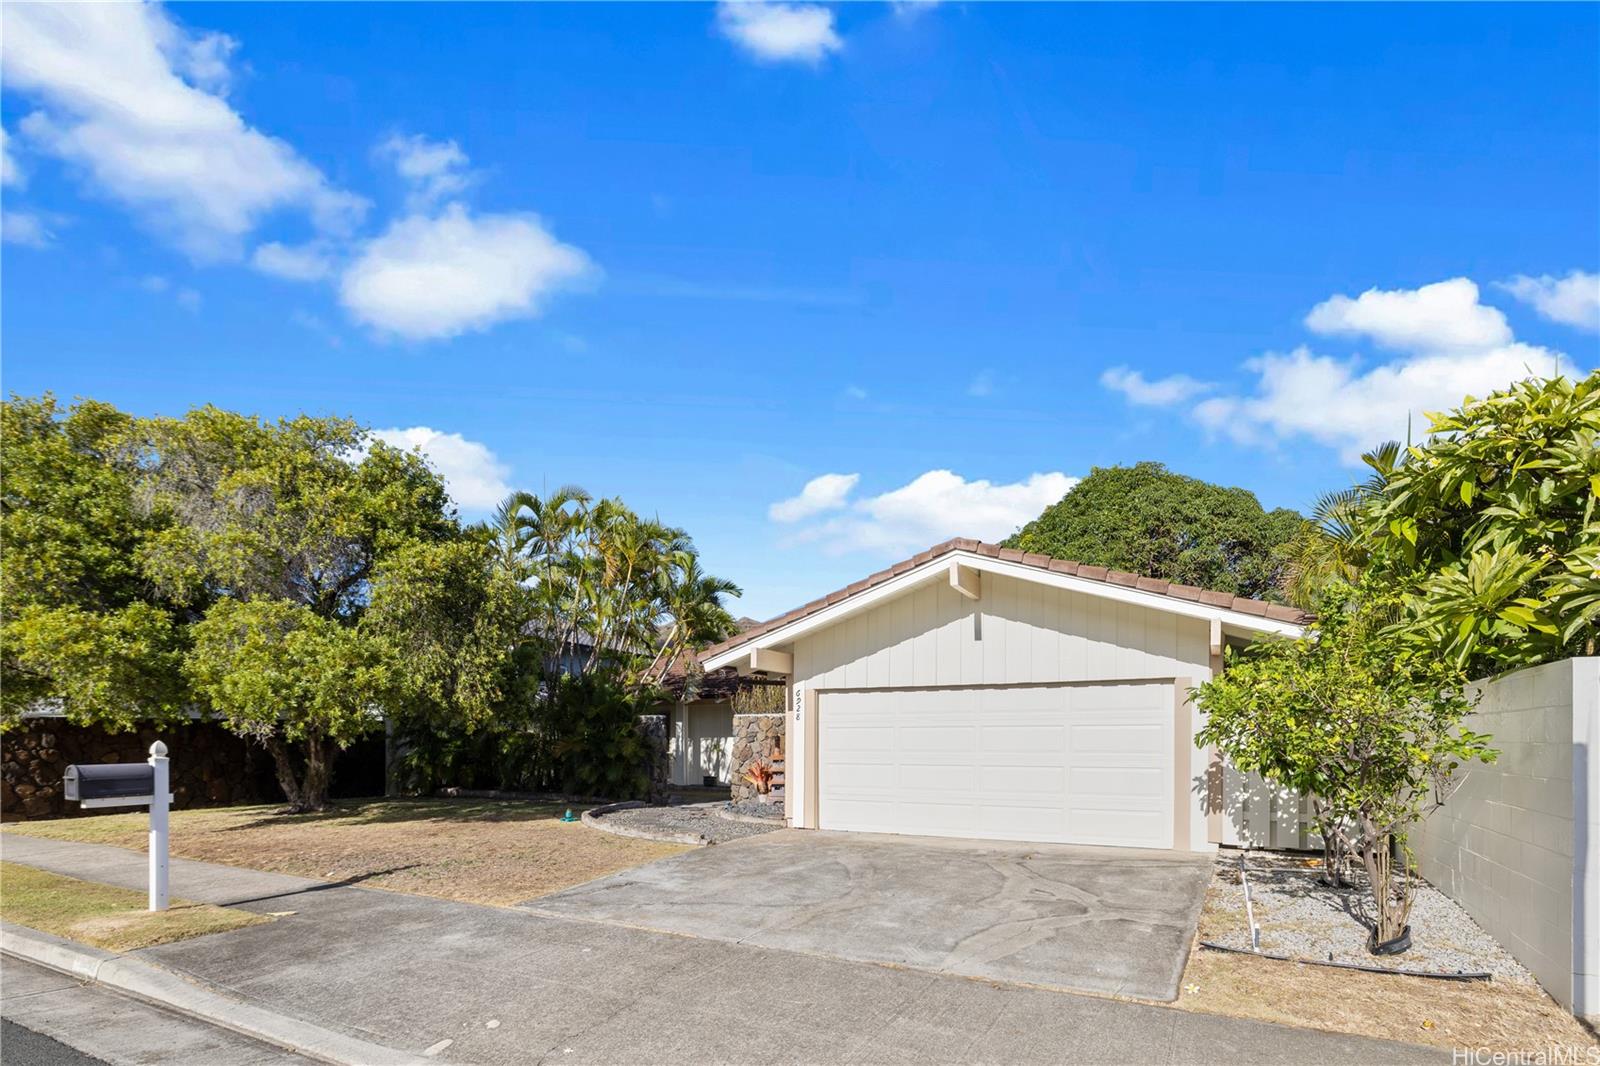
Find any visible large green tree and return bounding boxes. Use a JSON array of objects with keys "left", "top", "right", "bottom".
[
  {"left": 1004, "top": 462, "right": 1304, "bottom": 601},
  {"left": 135, "top": 406, "right": 456, "bottom": 810},
  {"left": 1, "top": 395, "right": 190, "bottom": 730}
]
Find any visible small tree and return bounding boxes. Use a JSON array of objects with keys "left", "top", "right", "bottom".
[
  {"left": 1197, "top": 582, "right": 1496, "bottom": 950},
  {"left": 186, "top": 599, "right": 395, "bottom": 812}
]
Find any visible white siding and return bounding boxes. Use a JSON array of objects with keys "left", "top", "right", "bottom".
[{"left": 788, "top": 572, "right": 1214, "bottom": 850}]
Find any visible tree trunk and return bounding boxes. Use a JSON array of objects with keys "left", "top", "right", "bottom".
[
  {"left": 1311, "top": 797, "right": 1347, "bottom": 888},
  {"left": 264, "top": 737, "right": 305, "bottom": 811},
  {"left": 300, "top": 736, "right": 336, "bottom": 812},
  {"left": 263, "top": 735, "right": 337, "bottom": 813},
  {"left": 1358, "top": 821, "right": 1413, "bottom": 950}
]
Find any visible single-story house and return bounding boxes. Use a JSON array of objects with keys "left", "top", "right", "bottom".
[{"left": 700, "top": 538, "right": 1308, "bottom": 851}]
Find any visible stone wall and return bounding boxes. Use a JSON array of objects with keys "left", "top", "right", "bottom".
[
  {"left": 2, "top": 720, "right": 279, "bottom": 822},
  {"left": 730, "top": 712, "right": 785, "bottom": 809}
]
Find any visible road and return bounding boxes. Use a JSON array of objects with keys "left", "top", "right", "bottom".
[{"left": 0, "top": 956, "right": 311, "bottom": 1066}]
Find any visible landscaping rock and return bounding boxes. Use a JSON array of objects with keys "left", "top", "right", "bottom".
[
  {"left": 587, "top": 801, "right": 781, "bottom": 844},
  {"left": 1207, "top": 851, "right": 1537, "bottom": 983},
  {"left": 729, "top": 712, "right": 785, "bottom": 808}
]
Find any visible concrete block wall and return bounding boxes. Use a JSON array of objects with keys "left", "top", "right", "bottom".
[{"left": 1413, "top": 657, "right": 1599, "bottom": 1023}]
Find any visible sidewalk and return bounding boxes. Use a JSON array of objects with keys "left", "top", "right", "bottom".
[{"left": 0, "top": 835, "right": 1443, "bottom": 1065}]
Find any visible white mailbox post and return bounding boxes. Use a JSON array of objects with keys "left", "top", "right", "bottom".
[
  {"left": 148, "top": 741, "right": 169, "bottom": 911},
  {"left": 61, "top": 741, "right": 173, "bottom": 912}
]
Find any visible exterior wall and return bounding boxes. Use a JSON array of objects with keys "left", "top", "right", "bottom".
[
  {"left": 788, "top": 572, "right": 1214, "bottom": 849},
  {"left": 730, "top": 712, "right": 785, "bottom": 807},
  {"left": 666, "top": 700, "right": 735, "bottom": 786},
  {"left": 1412, "top": 657, "right": 1599, "bottom": 1022},
  {"left": 635, "top": 714, "right": 669, "bottom": 798}
]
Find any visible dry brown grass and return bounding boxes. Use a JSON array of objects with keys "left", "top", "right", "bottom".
[
  {"left": 0, "top": 862, "right": 268, "bottom": 952},
  {"left": 1177, "top": 876, "right": 1600, "bottom": 1054},
  {"left": 3, "top": 798, "right": 689, "bottom": 907}
]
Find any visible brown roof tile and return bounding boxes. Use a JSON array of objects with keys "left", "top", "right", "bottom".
[{"left": 698, "top": 540, "right": 1310, "bottom": 662}]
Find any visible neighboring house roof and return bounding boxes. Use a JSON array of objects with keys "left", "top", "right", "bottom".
[{"left": 701, "top": 537, "right": 1309, "bottom": 670}]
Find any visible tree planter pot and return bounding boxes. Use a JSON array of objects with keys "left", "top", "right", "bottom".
[{"left": 1368, "top": 925, "right": 1412, "bottom": 956}]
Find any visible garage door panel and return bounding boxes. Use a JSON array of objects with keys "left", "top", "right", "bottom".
[{"left": 819, "top": 684, "right": 1174, "bottom": 849}]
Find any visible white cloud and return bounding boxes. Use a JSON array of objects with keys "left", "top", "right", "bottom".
[
  {"left": 841, "top": 384, "right": 868, "bottom": 401},
  {"left": 369, "top": 426, "right": 512, "bottom": 511},
  {"left": 2, "top": 211, "right": 53, "bottom": 247},
  {"left": 1498, "top": 271, "right": 1600, "bottom": 332},
  {"left": 1192, "top": 342, "right": 1574, "bottom": 462},
  {"left": 769, "top": 472, "right": 860, "bottom": 522},
  {"left": 378, "top": 133, "right": 472, "bottom": 210},
  {"left": 0, "top": 2, "right": 365, "bottom": 259},
  {"left": 339, "top": 203, "right": 593, "bottom": 340},
  {"left": 1099, "top": 366, "right": 1213, "bottom": 406},
  {"left": 779, "top": 470, "right": 1078, "bottom": 556},
  {"left": 1, "top": 126, "right": 22, "bottom": 187},
  {"left": 251, "top": 240, "right": 335, "bottom": 282},
  {"left": 717, "top": 2, "right": 843, "bottom": 64},
  {"left": 1304, "top": 277, "right": 1510, "bottom": 353},
  {"left": 890, "top": 0, "right": 941, "bottom": 18},
  {"left": 175, "top": 287, "right": 202, "bottom": 312},
  {"left": 966, "top": 369, "right": 996, "bottom": 398},
  {"left": 1105, "top": 276, "right": 1587, "bottom": 464}
]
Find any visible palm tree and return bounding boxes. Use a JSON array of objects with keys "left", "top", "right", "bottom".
[
  {"left": 1280, "top": 442, "right": 1403, "bottom": 610},
  {"left": 642, "top": 555, "right": 740, "bottom": 686}
]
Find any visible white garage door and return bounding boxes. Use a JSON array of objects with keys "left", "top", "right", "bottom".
[{"left": 817, "top": 683, "right": 1175, "bottom": 849}]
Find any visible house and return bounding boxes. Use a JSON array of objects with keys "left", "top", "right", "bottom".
[
  {"left": 657, "top": 634, "right": 785, "bottom": 792},
  {"left": 700, "top": 538, "right": 1307, "bottom": 851}
]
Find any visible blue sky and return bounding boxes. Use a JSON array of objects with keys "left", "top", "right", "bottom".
[{"left": 3, "top": 2, "right": 1597, "bottom": 618}]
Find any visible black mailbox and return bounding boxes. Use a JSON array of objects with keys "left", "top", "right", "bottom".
[{"left": 63, "top": 763, "right": 156, "bottom": 806}]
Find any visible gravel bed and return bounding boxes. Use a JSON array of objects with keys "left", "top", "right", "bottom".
[
  {"left": 1207, "top": 851, "right": 1535, "bottom": 983},
  {"left": 593, "top": 802, "right": 781, "bottom": 844},
  {"left": 721, "top": 801, "right": 785, "bottom": 823}
]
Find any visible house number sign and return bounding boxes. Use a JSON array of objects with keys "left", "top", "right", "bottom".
[{"left": 793, "top": 684, "right": 803, "bottom": 722}]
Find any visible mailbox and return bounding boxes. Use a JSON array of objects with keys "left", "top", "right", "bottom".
[{"left": 63, "top": 763, "right": 158, "bottom": 808}]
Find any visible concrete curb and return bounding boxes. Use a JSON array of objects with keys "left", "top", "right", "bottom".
[
  {"left": 581, "top": 802, "right": 710, "bottom": 847},
  {"left": 1, "top": 923, "right": 427, "bottom": 1066},
  {"left": 715, "top": 806, "right": 786, "bottom": 827}
]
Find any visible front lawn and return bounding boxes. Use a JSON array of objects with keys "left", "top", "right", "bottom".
[
  {"left": 0, "top": 862, "right": 269, "bottom": 951},
  {"left": 3, "top": 798, "right": 689, "bottom": 907}
]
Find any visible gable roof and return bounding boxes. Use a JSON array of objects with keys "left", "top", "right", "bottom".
[{"left": 701, "top": 537, "right": 1309, "bottom": 669}]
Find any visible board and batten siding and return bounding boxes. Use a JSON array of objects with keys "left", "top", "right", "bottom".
[{"left": 788, "top": 571, "right": 1216, "bottom": 850}]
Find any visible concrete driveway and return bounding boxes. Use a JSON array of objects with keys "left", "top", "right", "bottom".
[{"left": 524, "top": 829, "right": 1212, "bottom": 1001}]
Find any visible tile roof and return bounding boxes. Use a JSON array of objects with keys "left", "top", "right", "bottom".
[{"left": 700, "top": 537, "right": 1310, "bottom": 663}]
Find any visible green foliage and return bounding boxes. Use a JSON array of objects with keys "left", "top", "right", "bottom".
[
  {"left": 1, "top": 395, "right": 190, "bottom": 729},
  {"left": 365, "top": 536, "right": 535, "bottom": 732},
  {"left": 1196, "top": 580, "right": 1496, "bottom": 944},
  {"left": 186, "top": 598, "right": 393, "bottom": 749},
  {"left": 540, "top": 672, "right": 654, "bottom": 800},
  {"left": 1004, "top": 462, "right": 1303, "bottom": 601},
  {"left": 1366, "top": 373, "right": 1600, "bottom": 671}
]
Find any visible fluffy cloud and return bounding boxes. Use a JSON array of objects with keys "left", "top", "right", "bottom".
[
  {"left": 966, "top": 370, "right": 996, "bottom": 398},
  {"left": 369, "top": 426, "right": 513, "bottom": 511},
  {"left": 1, "top": 126, "right": 21, "bottom": 187},
  {"left": 775, "top": 470, "right": 1078, "bottom": 556},
  {"left": 2, "top": 211, "right": 53, "bottom": 248},
  {"left": 251, "top": 240, "right": 336, "bottom": 281},
  {"left": 717, "top": 2, "right": 842, "bottom": 64},
  {"left": 1099, "top": 366, "right": 1213, "bottom": 406},
  {"left": 1104, "top": 275, "right": 1585, "bottom": 464},
  {"left": 339, "top": 203, "right": 593, "bottom": 340},
  {"left": 769, "top": 473, "right": 860, "bottom": 522},
  {"left": 378, "top": 133, "right": 472, "bottom": 210},
  {"left": 0, "top": 2, "right": 365, "bottom": 259},
  {"left": 1304, "top": 277, "right": 1510, "bottom": 353},
  {"left": 1498, "top": 271, "right": 1600, "bottom": 332}
]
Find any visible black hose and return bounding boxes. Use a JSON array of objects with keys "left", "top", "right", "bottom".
[{"left": 1197, "top": 940, "right": 1492, "bottom": 981}]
